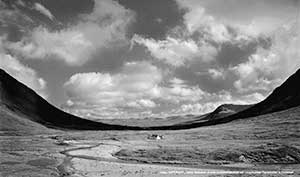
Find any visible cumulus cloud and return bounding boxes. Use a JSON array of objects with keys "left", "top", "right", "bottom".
[
  {"left": 63, "top": 61, "right": 216, "bottom": 118},
  {"left": 8, "top": 27, "right": 93, "bottom": 65},
  {"left": 174, "top": 0, "right": 253, "bottom": 43},
  {"left": 175, "top": 0, "right": 297, "bottom": 39},
  {"left": 231, "top": 51, "right": 282, "bottom": 93},
  {"left": 7, "top": 0, "right": 135, "bottom": 66},
  {"left": 161, "top": 77, "right": 206, "bottom": 102},
  {"left": 63, "top": 61, "right": 163, "bottom": 118},
  {"left": 64, "top": 61, "right": 162, "bottom": 107},
  {"left": 132, "top": 34, "right": 217, "bottom": 67},
  {"left": 181, "top": 6, "right": 232, "bottom": 43},
  {"left": 33, "top": 3, "right": 54, "bottom": 20},
  {"left": 130, "top": 0, "right": 270, "bottom": 68},
  {"left": 232, "top": 22, "right": 300, "bottom": 93}
]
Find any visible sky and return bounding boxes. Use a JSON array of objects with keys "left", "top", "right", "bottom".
[{"left": 0, "top": 0, "right": 300, "bottom": 119}]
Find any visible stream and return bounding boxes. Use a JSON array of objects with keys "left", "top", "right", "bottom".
[{"left": 57, "top": 140, "right": 122, "bottom": 176}]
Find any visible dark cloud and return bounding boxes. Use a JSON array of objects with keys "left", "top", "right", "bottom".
[
  {"left": 2, "top": 0, "right": 94, "bottom": 23},
  {"left": 118, "top": 0, "right": 184, "bottom": 39},
  {"left": 40, "top": 0, "right": 94, "bottom": 25},
  {"left": 216, "top": 42, "right": 258, "bottom": 68},
  {"left": 216, "top": 37, "right": 272, "bottom": 68}
]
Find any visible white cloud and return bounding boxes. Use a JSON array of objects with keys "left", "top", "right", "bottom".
[
  {"left": 82, "top": 0, "right": 133, "bottom": 24},
  {"left": 33, "top": 3, "right": 54, "bottom": 20},
  {"left": 175, "top": 0, "right": 297, "bottom": 39},
  {"left": 127, "top": 99, "right": 156, "bottom": 108},
  {"left": 8, "top": 27, "right": 94, "bottom": 66},
  {"left": 63, "top": 61, "right": 215, "bottom": 118},
  {"left": 234, "top": 17, "right": 285, "bottom": 38},
  {"left": 132, "top": 34, "right": 217, "bottom": 67},
  {"left": 179, "top": 103, "right": 216, "bottom": 115},
  {"left": 181, "top": 6, "right": 232, "bottom": 43},
  {"left": 208, "top": 68, "right": 225, "bottom": 80},
  {"left": 139, "top": 99, "right": 156, "bottom": 108},
  {"left": 63, "top": 61, "right": 163, "bottom": 119},
  {"left": 64, "top": 61, "right": 162, "bottom": 107},
  {"left": 232, "top": 22, "right": 300, "bottom": 93},
  {"left": 131, "top": 0, "right": 276, "bottom": 69},
  {"left": 169, "top": 77, "right": 185, "bottom": 85},
  {"left": 162, "top": 78, "right": 205, "bottom": 102},
  {"left": 129, "top": 0, "right": 287, "bottom": 72},
  {"left": 7, "top": 0, "right": 135, "bottom": 66}
]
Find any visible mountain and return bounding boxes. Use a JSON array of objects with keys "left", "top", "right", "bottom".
[
  {"left": 1, "top": 68, "right": 300, "bottom": 131},
  {"left": 204, "top": 104, "right": 253, "bottom": 120},
  {"left": 146, "top": 68, "right": 300, "bottom": 130},
  {"left": 0, "top": 69, "right": 143, "bottom": 131},
  {"left": 95, "top": 114, "right": 209, "bottom": 127}
]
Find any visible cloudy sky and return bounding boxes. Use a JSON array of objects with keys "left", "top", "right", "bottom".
[{"left": 1, "top": 0, "right": 300, "bottom": 119}]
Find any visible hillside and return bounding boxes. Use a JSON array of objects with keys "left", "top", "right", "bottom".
[{"left": 204, "top": 104, "right": 253, "bottom": 120}]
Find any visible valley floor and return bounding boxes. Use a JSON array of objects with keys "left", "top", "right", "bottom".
[{"left": 1, "top": 107, "right": 300, "bottom": 177}]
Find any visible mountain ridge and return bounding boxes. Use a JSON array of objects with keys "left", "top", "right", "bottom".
[
  {"left": 1, "top": 68, "right": 300, "bottom": 130},
  {"left": 204, "top": 104, "right": 253, "bottom": 120}
]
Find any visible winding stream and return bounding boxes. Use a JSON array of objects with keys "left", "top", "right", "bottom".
[{"left": 57, "top": 140, "right": 122, "bottom": 176}]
